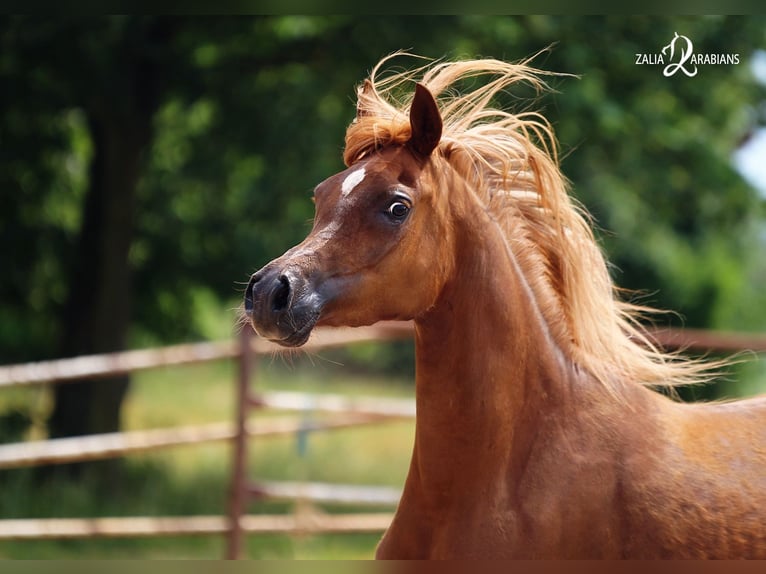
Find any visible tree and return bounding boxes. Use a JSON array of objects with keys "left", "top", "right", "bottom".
[{"left": 46, "top": 19, "right": 174, "bottom": 445}]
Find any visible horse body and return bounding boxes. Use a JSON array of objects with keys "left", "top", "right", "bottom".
[
  {"left": 244, "top": 54, "right": 766, "bottom": 558},
  {"left": 378, "top": 194, "right": 766, "bottom": 558}
]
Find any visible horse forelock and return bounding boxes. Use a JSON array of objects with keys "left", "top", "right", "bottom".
[{"left": 342, "top": 53, "right": 720, "bottom": 390}]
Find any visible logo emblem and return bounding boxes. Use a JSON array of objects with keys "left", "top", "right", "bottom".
[
  {"left": 635, "top": 32, "right": 739, "bottom": 77},
  {"left": 662, "top": 32, "right": 698, "bottom": 77}
]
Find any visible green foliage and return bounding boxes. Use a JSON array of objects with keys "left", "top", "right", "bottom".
[
  {"left": 533, "top": 17, "right": 766, "bottom": 330},
  {"left": 1, "top": 15, "right": 765, "bottom": 367}
]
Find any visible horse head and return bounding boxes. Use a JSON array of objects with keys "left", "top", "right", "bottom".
[{"left": 244, "top": 84, "right": 450, "bottom": 346}]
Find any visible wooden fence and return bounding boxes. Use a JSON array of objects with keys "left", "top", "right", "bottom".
[
  {"left": 0, "top": 322, "right": 763, "bottom": 558},
  {"left": 0, "top": 322, "right": 414, "bottom": 558}
]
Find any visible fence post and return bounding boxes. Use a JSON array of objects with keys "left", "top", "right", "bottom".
[{"left": 225, "top": 325, "right": 256, "bottom": 559}]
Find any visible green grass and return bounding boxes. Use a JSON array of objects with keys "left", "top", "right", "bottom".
[{"left": 0, "top": 349, "right": 416, "bottom": 559}]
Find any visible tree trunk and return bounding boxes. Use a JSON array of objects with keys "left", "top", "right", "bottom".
[
  {"left": 46, "top": 18, "right": 169, "bottom": 480},
  {"left": 48, "top": 113, "right": 149, "bottom": 438}
]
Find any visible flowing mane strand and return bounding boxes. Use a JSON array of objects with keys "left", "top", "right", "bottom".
[{"left": 344, "top": 53, "right": 718, "bottom": 389}]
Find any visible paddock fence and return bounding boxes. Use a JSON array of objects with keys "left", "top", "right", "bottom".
[{"left": 0, "top": 322, "right": 764, "bottom": 558}]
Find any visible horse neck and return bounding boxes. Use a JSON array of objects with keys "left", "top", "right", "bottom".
[{"left": 412, "top": 199, "right": 576, "bottom": 481}]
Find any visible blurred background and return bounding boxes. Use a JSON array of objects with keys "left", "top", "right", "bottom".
[{"left": 0, "top": 15, "right": 764, "bottom": 558}]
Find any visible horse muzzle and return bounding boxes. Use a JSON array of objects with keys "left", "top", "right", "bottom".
[{"left": 244, "top": 266, "right": 323, "bottom": 347}]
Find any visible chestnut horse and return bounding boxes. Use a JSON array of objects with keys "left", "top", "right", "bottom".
[{"left": 244, "top": 55, "right": 766, "bottom": 559}]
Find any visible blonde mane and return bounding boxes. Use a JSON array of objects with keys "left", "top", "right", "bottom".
[{"left": 344, "top": 53, "right": 716, "bottom": 388}]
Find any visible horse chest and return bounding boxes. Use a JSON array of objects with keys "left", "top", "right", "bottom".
[{"left": 380, "top": 439, "right": 625, "bottom": 559}]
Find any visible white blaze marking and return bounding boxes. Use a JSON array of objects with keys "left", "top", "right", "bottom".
[{"left": 341, "top": 167, "right": 366, "bottom": 198}]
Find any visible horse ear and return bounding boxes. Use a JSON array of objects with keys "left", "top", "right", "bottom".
[
  {"left": 356, "top": 79, "right": 374, "bottom": 119},
  {"left": 407, "top": 83, "right": 442, "bottom": 158}
]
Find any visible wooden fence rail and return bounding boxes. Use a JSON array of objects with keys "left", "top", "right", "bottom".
[
  {"left": 0, "top": 411, "right": 405, "bottom": 469},
  {"left": 0, "top": 513, "right": 396, "bottom": 540},
  {"left": 0, "top": 322, "right": 414, "bottom": 389},
  {"left": 650, "top": 328, "right": 766, "bottom": 354}
]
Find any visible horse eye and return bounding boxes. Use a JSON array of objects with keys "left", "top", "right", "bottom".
[{"left": 387, "top": 201, "right": 410, "bottom": 220}]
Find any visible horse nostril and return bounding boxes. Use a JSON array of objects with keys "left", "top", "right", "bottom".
[
  {"left": 272, "top": 274, "right": 291, "bottom": 312},
  {"left": 244, "top": 273, "right": 259, "bottom": 316}
]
